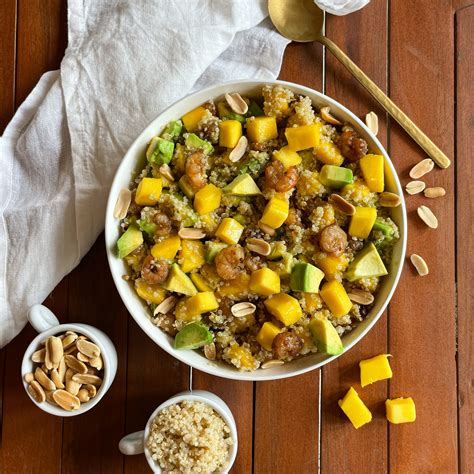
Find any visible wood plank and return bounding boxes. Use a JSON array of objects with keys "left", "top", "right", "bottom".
[
  {"left": 388, "top": 1, "right": 457, "bottom": 472},
  {"left": 321, "top": 2, "right": 389, "bottom": 472},
  {"left": 455, "top": 5, "right": 474, "bottom": 473},
  {"left": 252, "top": 43, "right": 323, "bottom": 474}
]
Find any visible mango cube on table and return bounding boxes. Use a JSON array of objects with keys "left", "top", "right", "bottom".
[
  {"left": 219, "top": 120, "right": 242, "bottom": 148},
  {"left": 256, "top": 322, "right": 282, "bottom": 351},
  {"left": 135, "top": 177, "right": 163, "bottom": 206},
  {"left": 179, "top": 240, "right": 205, "bottom": 273},
  {"left": 134, "top": 279, "right": 166, "bottom": 305},
  {"left": 273, "top": 146, "right": 302, "bottom": 169},
  {"left": 151, "top": 235, "right": 181, "bottom": 261},
  {"left": 249, "top": 267, "right": 280, "bottom": 296},
  {"left": 349, "top": 207, "right": 377, "bottom": 239},
  {"left": 215, "top": 217, "right": 244, "bottom": 244},
  {"left": 285, "top": 124, "right": 321, "bottom": 151},
  {"left": 186, "top": 291, "right": 219, "bottom": 317},
  {"left": 359, "top": 354, "right": 393, "bottom": 387},
  {"left": 313, "top": 141, "right": 344, "bottom": 166},
  {"left": 320, "top": 280, "right": 353, "bottom": 318},
  {"left": 385, "top": 397, "right": 416, "bottom": 424},
  {"left": 246, "top": 116, "right": 278, "bottom": 143},
  {"left": 182, "top": 105, "right": 207, "bottom": 132},
  {"left": 338, "top": 387, "right": 372, "bottom": 429},
  {"left": 264, "top": 293, "right": 302, "bottom": 326},
  {"left": 360, "top": 154, "right": 384, "bottom": 192},
  {"left": 194, "top": 183, "right": 222, "bottom": 215},
  {"left": 260, "top": 196, "right": 289, "bottom": 229}
]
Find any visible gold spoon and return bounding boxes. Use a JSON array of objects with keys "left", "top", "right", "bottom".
[{"left": 268, "top": 0, "right": 450, "bottom": 168}]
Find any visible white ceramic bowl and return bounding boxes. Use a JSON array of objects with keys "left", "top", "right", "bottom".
[
  {"left": 119, "top": 390, "right": 238, "bottom": 473},
  {"left": 105, "top": 80, "right": 407, "bottom": 381}
]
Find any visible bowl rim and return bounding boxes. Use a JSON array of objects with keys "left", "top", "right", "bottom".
[{"left": 105, "top": 79, "right": 407, "bottom": 381}]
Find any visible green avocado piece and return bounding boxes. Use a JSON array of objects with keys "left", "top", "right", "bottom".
[
  {"left": 223, "top": 173, "right": 261, "bottom": 195},
  {"left": 217, "top": 102, "right": 246, "bottom": 123},
  {"left": 161, "top": 120, "right": 183, "bottom": 141},
  {"left": 309, "top": 315, "right": 344, "bottom": 355},
  {"left": 345, "top": 243, "right": 388, "bottom": 282},
  {"left": 178, "top": 176, "right": 196, "bottom": 200},
  {"left": 205, "top": 241, "right": 228, "bottom": 263},
  {"left": 268, "top": 252, "right": 294, "bottom": 278},
  {"left": 137, "top": 219, "right": 156, "bottom": 237},
  {"left": 246, "top": 100, "right": 264, "bottom": 117},
  {"left": 290, "top": 262, "right": 325, "bottom": 293},
  {"left": 146, "top": 137, "right": 175, "bottom": 166},
  {"left": 117, "top": 225, "right": 143, "bottom": 259},
  {"left": 372, "top": 218, "right": 394, "bottom": 238},
  {"left": 185, "top": 133, "right": 214, "bottom": 155},
  {"left": 174, "top": 322, "right": 213, "bottom": 349},
  {"left": 162, "top": 263, "right": 198, "bottom": 296},
  {"left": 268, "top": 241, "right": 287, "bottom": 261},
  {"left": 319, "top": 165, "right": 354, "bottom": 188}
]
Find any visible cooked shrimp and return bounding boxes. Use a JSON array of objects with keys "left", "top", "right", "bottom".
[
  {"left": 141, "top": 255, "right": 169, "bottom": 284},
  {"left": 151, "top": 211, "right": 172, "bottom": 237},
  {"left": 185, "top": 151, "right": 207, "bottom": 189},
  {"left": 215, "top": 245, "right": 245, "bottom": 280},
  {"left": 265, "top": 159, "right": 298, "bottom": 192}
]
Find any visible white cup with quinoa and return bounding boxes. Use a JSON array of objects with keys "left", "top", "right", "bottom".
[{"left": 119, "top": 390, "right": 238, "bottom": 473}]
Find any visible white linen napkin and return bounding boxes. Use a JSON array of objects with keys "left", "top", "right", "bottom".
[
  {"left": 0, "top": 0, "right": 289, "bottom": 347},
  {"left": 315, "top": 0, "right": 370, "bottom": 16}
]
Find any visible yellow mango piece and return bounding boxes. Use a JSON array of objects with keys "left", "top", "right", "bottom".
[
  {"left": 313, "top": 141, "right": 344, "bottom": 166},
  {"left": 273, "top": 146, "right": 302, "bottom": 169},
  {"left": 219, "top": 120, "right": 243, "bottom": 148},
  {"left": 246, "top": 116, "right": 278, "bottom": 143},
  {"left": 135, "top": 279, "right": 166, "bottom": 305},
  {"left": 301, "top": 293, "right": 322, "bottom": 313},
  {"left": 215, "top": 217, "right": 244, "bottom": 244},
  {"left": 179, "top": 240, "right": 205, "bottom": 273},
  {"left": 320, "top": 280, "right": 353, "bottom": 318},
  {"left": 194, "top": 184, "right": 222, "bottom": 215},
  {"left": 264, "top": 293, "right": 302, "bottom": 326},
  {"left": 260, "top": 196, "right": 289, "bottom": 229},
  {"left": 218, "top": 273, "right": 250, "bottom": 297},
  {"left": 190, "top": 273, "right": 212, "bottom": 292},
  {"left": 360, "top": 154, "right": 384, "bottom": 192},
  {"left": 360, "top": 354, "right": 393, "bottom": 387},
  {"left": 182, "top": 106, "right": 207, "bottom": 132},
  {"left": 385, "top": 397, "right": 416, "bottom": 424},
  {"left": 249, "top": 267, "right": 281, "bottom": 296},
  {"left": 256, "top": 322, "right": 282, "bottom": 351},
  {"left": 226, "top": 344, "right": 257, "bottom": 370},
  {"left": 338, "top": 387, "right": 372, "bottom": 429},
  {"left": 186, "top": 291, "right": 219, "bottom": 317},
  {"left": 174, "top": 143, "right": 186, "bottom": 175},
  {"left": 151, "top": 236, "right": 181, "bottom": 261},
  {"left": 349, "top": 207, "right": 377, "bottom": 239},
  {"left": 135, "top": 177, "right": 163, "bottom": 206},
  {"left": 316, "top": 254, "right": 348, "bottom": 280},
  {"left": 285, "top": 124, "right": 321, "bottom": 151},
  {"left": 175, "top": 299, "right": 201, "bottom": 322}
]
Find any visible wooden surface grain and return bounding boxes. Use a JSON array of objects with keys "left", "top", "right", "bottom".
[{"left": 0, "top": 1, "right": 472, "bottom": 473}]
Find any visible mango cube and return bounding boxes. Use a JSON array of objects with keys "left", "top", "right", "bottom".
[
  {"left": 360, "top": 354, "right": 393, "bottom": 387},
  {"left": 135, "top": 177, "right": 163, "bottom": 206},
  {"left": 249, "top": 267, "right": 281, "bottom": 296},
  {"left": 264, "top": 294, "right": 302, "bottom": 326},
  {"left": 182, "top": 106, "right": 207, "bottom": 132},
  {"left": 349, "top": 207, "right": 377, "bottom": 239},
  {"left": 179, "top": 240, "right": 205, "bottom": 273},
  {"left": 320, "top": 280, "right": 353, "bottom": 318},
  {"left": 316, "top": 254, "right": 348, "bottom": 280},
  {"left": 260, "top": 196, "right": 289, "bottom": 229},
  {"left": 338, "top": 387, "right": 372, "bottom": 429},
  {"left": 186, "top": 291, "right": 219, "bottom": 317},
  {"left": 151, "top": 236, "right": 181, "bottom": 261},
  {"left": 190, "top": 273, "right": 212, "bottom": 292},
  {"left": 273, "top": 146, "right": 302, "bottom": 169},
  {"left": 215, "top": 217, "right": 244, "bottom": 244},
  {"left": 219, "top": 120, "right": 242, "bottom": 148},
  {"left": 226, "top": 343, "right": 257, "bottom": 370},
  {"left": 135, "top": 279, "right": 166, "bottom": 305},
  {"left": 360, "top": 154, "right": 384, "bottom": 192},
  {"left": 194, "top": 184, "right": 222, "bottom": 215},
  {"left": 175, "top": 299, "right": 200, "bottom": 322},
  {"left": 218, "top": 273, "right": 250, "bottom": 297},
  {"left": 385, "top": 397, "right": 416, "bottom": 424},
  {"left": 246, "top": 116, "right": 278, "bottom": 143},
  {"left": 313, "top": 141, "right": 344, "bottom": 166},
  {"left": 285, "top": 124, "right": 321, "bottom": 151},
  {"left": 256, "top": 322, "right": 282, "bottom": 351}
]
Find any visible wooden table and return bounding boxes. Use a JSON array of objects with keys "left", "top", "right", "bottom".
[{"left": 0, "top": 1, "right": 472, "bottom": 472}]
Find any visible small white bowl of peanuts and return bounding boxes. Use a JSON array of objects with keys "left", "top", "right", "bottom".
[{"left": 21, "top": 304, "right": 118, "bottom": 416}]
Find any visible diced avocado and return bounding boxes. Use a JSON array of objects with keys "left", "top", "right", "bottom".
[
  {"left": 309, "top": 315, "right": 344, "bottom": 355},
  {"left": 117, "top": 225, "right": 143, "bottom": 259},
  {"left": 174, "top": 322, "right": 213, "bottom": 349},
  {"left": 161, "top": 120, "right": 183, "bottom": 141},
  {"left": 182, "top": 212, "right": 199, "bottom": 228},
  {"left": 137, "top": 219, "right": 157, "bottom": 237},
  {"left": 319, "top": 165, "right": 354, "bottom": 188},
  {"left": 233, "top": 214, "right": 247, "bottom": 225},
  {"left": 247, "top": 100, "right": 264, "bottom": 117},
  {"left": 372, "top": 218, "right": 394, "bottom": 239},
  {"left": 205, "top": 241, "right": 228, "bottom": 263},
  {"left": 146, "top": 137, "right": 175, "bottom": 166},
  {"left": 217, "top": 102, "right": 246, "bottom": 123},
  {"left": 238, "top": 157, "right": 263, "bottom": 178},
  {"left": 268, "top": 241, "right": 287, "bottom": 260},
  {"left": 178, "top": 176, "right": 195, "bottom": 200},
  {"left": 185, "top": 133, "right": 214, "bottom": 155},
  {"left": 162, "top": 263, "right": 198, "bottom": 296},
  {"left": 223, "top": 173, "right": 261, "bottom": 195},
  {"left": 290, "top": 262, "right": 325, "bottom": 293},
  {"left": 345, "top": 243, "right": 388, "bottom": 282},
  {"left": 268, "top": 252, "right": 294, "bottom": 277}
]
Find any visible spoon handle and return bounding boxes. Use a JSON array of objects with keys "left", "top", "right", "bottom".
[{"left": 319, "top": 36, "right": 450, "bottom": 168}]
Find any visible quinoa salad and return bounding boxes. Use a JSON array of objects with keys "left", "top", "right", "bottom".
[{"left": 116, "top": 84, "right": 400, "bottom": 371}]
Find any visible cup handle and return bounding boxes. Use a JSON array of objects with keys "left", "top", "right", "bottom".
[
  {"left": 27, "top": 304, "right": 60, "bottom": 333},
  {"left": 119, "top": 431, "right": 145, "bottom": 455}
]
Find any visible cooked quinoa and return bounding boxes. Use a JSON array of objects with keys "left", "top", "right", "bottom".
[
  {"left": 146, "top": 401, "right": 233, "bottom": 474},
  {"left": 117, "top": 85, "right": 400, "bottom": 371}
]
